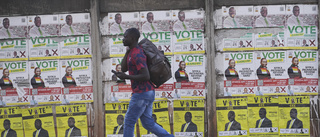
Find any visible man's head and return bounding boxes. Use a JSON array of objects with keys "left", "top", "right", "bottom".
[
  {"left": 161, "top": 92, "right": 166, "bottom": 97},
  {"left": 3, "top": 68, "right": 9, "bottom": 77},
  {"left": 229, "top": 59, "right": 235, "bottom": 68},
  {"left": 193, "top": 90, "right": 197, "bottom": 95},
  {"left": 116, "top": 64, "right": 121, "bottom": 72},
  {"left": 66, "top": 66, "right": 72, "bottom": 75},
  {"left": 50, "top": 95, "right": 54, "bottom": 100},
  {"left": 228, "top": 111, "right": 235, "bottom": 122},
  {"left": 117, "top": 115, "right": 124, "bottom": 125},
  {"left": 35, "top": 119, "right": 42, "bottom": 130},
  {"left": 13, "top": 51, "right": 17, "bottom": 57},
  {"left": 178, "top": 11, "right": 185, "bottom": 22},
  {"left": 34, "top": 67, "right": 41, "bottom": 76},
  {"left": 147, "top": 12, "right": 154, "bottom": 23},
  {"left": 260, "top": 58, "right": 268, "bottom": 67},
  {"left": 81, "top": 94, "right": 85, "bottom": 99},
  {"left": 190, "top": 44, "right": 194, "bottom": 50},
  {"left": 122, "top": 28, "right": 140, "bottom": 46},
  {"left": 34, "top": 16, "right": 41, "bottom": 27},
  {"left": 3, "top": 119, "right": 10, "bottom": 130},
  {"left": 77, "top": 48, "right": 81, "bottom": 54},
  {"left": 184, "top": 112, "right": 192, "bottom": 123},
  {"left": 179, "top": 61, "right": 186, "bottom": 70},
  {"left": 292, "top": 57, "right": 299, "bottom": 66},
  {"left": 66, "top": 15, "right": 73, "bottom": 26},
  {"left": 2, "top": 18, "right": 9, "bottom": 29},
  {"left": 272, "top": 40, "right": 275, "bottom": 45},
  {"left": 45, "top": 49, "right": 49, "bottom": 55},
  {"left": 306, "top": 86, "right": 310, "bottom": 91},
  {"left": 115, "top": 13, "right": 122, "bottom": 24},
  {"left": 243, "top": 88, "right": 248, "bottom": 93},
  {"left": 290, "top": 108, "right": 298, "bottom": 119},
  {"left": 303, "top": 39, "right": 307, "bottom": 45},
  {"left": 276, "top": 87, "right": 280, "bottom": 92},
  {"left": 260, "top": 7, "right": 268, "bottom": 17},
  {"left": 157, "top": 46, "right": 162, "bottom": 51},
  {"left": 259, "top": 108, "right": 267, "bottom": 119},
  {"left": 293, "top": 6, "right": 300, "bottom": 17},
  {"left": 229, "top": 7, "right": 236, "bottom": 18},
  {"left": 68, "top": 117, "right": 75, "bottom": 128},
  {"left": 239, "top": 41, "right": 243, "bottom": 46}
]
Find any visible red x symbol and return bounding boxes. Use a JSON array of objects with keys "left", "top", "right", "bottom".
[
  {"left": 55, "top": 95, "right": 60, "bottom": 101},
  {"left": 309, "top": 40, "right": 315, "bottom": 46},
  {"left": 23, "top": 96, "right": 28, "bottom": 101},
  {"left": 249, "top": 88, "right": 254, "bottom": 93},
  {"left": 246, "top": 41, "right": 252, "bottom": 47},
  {"left": 196, "top": 44, "right": 203, "bottom": 50},
  {"left": 86, "top": 94, "right": 92, "bottom": 99},
  {"left": 198, "top": 90, "right": 203, "bottom": 96},
  {"left": 278, "top": 40, "right": 284, "bottom": 47},
  {"left": 280, "top": 87, "right": 286, "bottom": 92},
  {"left": 52, "top": 49, "right": 58, "bottom": 56},
  {"left": 166, "top": 92, "right": 172, "bottom": 98},
  {"left": 83, "top": 48, "right": 90, "bottom": 54},
  {"left": 164, "top": 45, "right": 171, "bottom": 52},
  {"left": 20, "top": 51, "right": 26, "bottom": 57},
  {"left": 311, "top": 87, "right": 317, "bottom": 92}
]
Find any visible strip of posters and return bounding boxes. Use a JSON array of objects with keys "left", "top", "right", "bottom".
[
  {"left": 59, "top": 13, "right": 91, "bottom": 36},
  {"left": 56, "top": 104, "right": 88, "bottom": 137},
  {"left": 140, "top": 101, "right": 170, "bottom": 137},
  {"left": 0, "top": 16, "right": 28, "bottom": 39},
  {"left": 254, "top": 5, "right": 286, "bottom": 28},
  {"left": 61, "top": 35, "right": 92, "bottom": 58},
  {"left": 0, "top": 39, "right": 28, "bottom": 61},
  {"left": 0, "top": 61, "right": 29, "bottom": 106},
  {"left": 22, "top": 106, "right": 56, "bottom": 137},
  {"left": 223, "top": 33, "right": 254, "bottom": 51},
  {"left": 28, "top": 37, "right": 60, "bottom": 60},
  {"left": 248, "top": 96, "right": 279, "bottom": 137},
  {"left": 0, "top": 107, "right": 24, "bottom": 137},
  {"left": 255, "top": 32, "right": 286, "bottom": 50},
  {"left": 29, "top": 60, "right": 61, "bottom": 105},
  {"left": 217, "top": 98, "right": 248, "bottom": 137},
  {"left": 108, "top": 12, "right": 140, "bottom": 35},
  {"left": 222, "top": 6, "right": 254, "bottom": 28},
  {"left": 28, "top": 15, "right": 60, "bottom": 38},
  {"left": 60, "top": 59, "right": 93, "bottom": 104},
  {"left": 279, "top": 96, "right": 310, "bottom": 137},
  {"left": 173, "top": 99, "right": 204, "bottom": 137}
]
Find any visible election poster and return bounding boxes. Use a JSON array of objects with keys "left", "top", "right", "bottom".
[
  {"left": 223, "top": 33, "right": 254, "bottom": 51},
  {"left": 173, "top": 99, "right": 204, "bottom": 137},
  {"left": 29, "top": 60, "right": 61, "bottom": 105},
  {"left": 0, "top": 61, "right": 29, "bottom": 106},
  {"left": 279, "top": 96, "right": 310, "bottom": 137},
  {"left": 173, "top": 54, "right": 206, "bottom": 98},
  {"left": 0, "top": 107, "right": 24, "bottom": 137},
  {"left": 109, "top": 36, "right": 127, "bottom": 57},
  {"left": 286, "top": 5, "right": 318, "bottom": 27},
  {"left": 60, "top": 59, "right": 93, "bottom": 104},
  {"left": 140, "top": 10, "right": 171, "bottom": 33},
  {"left": 255, "top": 32, "right": 286, "bottom": 50},
  {"left": 56, "top": 104, "right": 88, "bottom": 137},
  {"left": 222, "top": 6, "right": 254, "bottom": 28},
  {"left": 255, "top": 51, "right": 288, "bottom": 96},
  {"left": 140, "top": 101, "right": 171, "bottom": 137},
  {"left": 172, "top": 9, "right": 204, "bottom": 31},
  {"left": 108, "top": 12, "right": 140, "bottom": 35},
  {"left": 0, "top": 16, "right": 28, "bottom": 39},
  {"left": 154, "top": 56, "right": 173, "bottom": 100},
  {"left": 61, "top": 35, "right": 92, "bottom": 58},
  {"left": 247, "top": 96, "right": 279, "bottom": 137},
  {"left": 0, "top": 39, "right": 28, "bottom": 61},
  {"left": 287, "top": 50, "right": 318, "bottom": 95},
  {"left": 253, "top": 5, "right": 286, "bottom": 28},
  {"left": 60, "top": 13, "right": 91, "bottom": 36},
  {"left": 140, "top": 32, "right": 172, "bottom": 55},
  {"left": 28, "top": 15, "right": 60, "bottom": 37},
  {"left": 172, "top": 30, "right": 205, "bottom": 54},
  {"left": 22, "top": 106, "right": 56, "bottom": 137},
  {"left": 216, "top": 98, "right": 248, "bottom": 137},
  {"left": 223, "top": 52, "right": 256, "bottom": 96},
  {"left": 28, "top": 37, "right": 60, "bottom": 60}
]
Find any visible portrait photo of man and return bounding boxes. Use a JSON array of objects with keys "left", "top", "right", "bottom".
[
  {"left": 271, "top": 40, "right": 277, "bottom": 47},
  {"left": 110, "top": 13, "right": 125, "bottom": 34},
  {"left": 255, "top": 108, "right": 272, "bottom": 128},
  {"left": 225, "top": 111, "right": 241, "bottom": 131},
  {"left": 175, "top": 61, "right": 189, "bottom": 82},
  {"left": 13, "top": 51, "right": 19, "bottom": 58},
  {"left": 0, "top": 18, "right": 13, "bottom": 39},
  {"left": 29, "top": 16, "right": 46, "bottom": 37},
  {"left": 286, "top": 108, "right": 303, "bottom": 129},
  {"left": 223, "top": 7, "right": 238, "bottom": 28},
  {"left": 0, "top": 68, "right": 14, "bottom": 90},
  {"left": 76, "top": 48, "right": 83, "bottom": 55},
  {"left": 61, "top": 15, "right": 77, "bottom": 35},
  {"left": 302, "top": 39, "right": 309, "bottom": 47},
  {"left": 113, "top": 115, "right": 124, "bottom": 134},
  {"left": 62, "top": 66, "right": 77, "bottom": 88},
  {"left": 255, "top": 7, "right": 271, "bottom": 27},
  {"left": 225, "top": 59, "right": 239, "bottom": 80},
  {"left": 44, "top": 49, "right": 51, "bottom": 57},
  {"left": 142, "top": 12, "right": 158, "bottom": 33},
  {"left": 1, "top": 119, "right": 17, "bottom": 137},
  {"left": 238, "top": 41, "right": 245, "bottom": 48},
  {"left": 287, "top": 6, "right": 304, "bottom": 26},
  {"left": 288, "top": 57, "right": 302, "bottom": 79},
  {"left": 180, "top": 112, "right": 197, "bottom": 132},
  {"left": 256, "top": 58, "right": 271, "bottom": 80},
  {"left": 173, "top": 11, "right": 189, "bottom": 31},
  {"left": 65, "top": 117, "right": 81, "bottom": 137},
  {"left": 33, "top": 119, "right": 49, "bottom": 137}
]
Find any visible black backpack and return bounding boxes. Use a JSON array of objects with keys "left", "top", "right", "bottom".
[{"left": 138, "top": 38, "right": 172, "bottom": 88}]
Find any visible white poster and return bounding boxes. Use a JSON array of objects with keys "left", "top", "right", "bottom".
[
  {"left": 255, "top": 32, "right": 285, "bottom": 50},
  {"left": 223, "top": 33, "right": 254, "bottom": 51},
  {"left": 0, "top": 16, "right": 28, "bottom": 39},
  {"left": 222, "top": 6, "right": 254, "bottom": 28},
  {"left": 172, "top": 9, "right": 204, "bottom": 31},
  {"left": 0, "top": 39, "right": 28, "bottom": 61},
  {"left": 28, "top": 15, "right": 60, "bottom": 37},
  {"left": 108, "top": 12, "right": 140, "bottom": 35},
  {"left": 60, "top": 35, "right": 92, "bottom": 58},
  {"left": 254, "top": 5, "right": 286, "bottom": 27},
  {"left": 172, "top": 30, "right": 205, "bottom": 54},
  {"left": 109, "top": 37, "right": 126, "bottom": 57},
  {"left": 28, "top": 37, "right": 60, "bottom": 60},
  {"left": 59, "top": 13, "right": 91, "bottom": 36},
  {"left": 286, "top": 5, "right": 318, "bottom": 27}
]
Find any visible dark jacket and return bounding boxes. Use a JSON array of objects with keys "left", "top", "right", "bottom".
[
  {"left": 225, "top": 67, "right": 239, "bottom": 80},
  {"left": 62, "top": 75, "right": 77, "bottom": 88},
  {"left": 255, "top": 118, "right": 272, "bottom": 128},
  {"left": 256, "top": 66, "right": 271, "bottom": 79},
  {"left": 225, "top": 120, "right": 241, "bottom": 131},
  {"left": 180, "top": 122, "right": 197, "bottom": 132},
  {"left": 33, "top": 128, "right": 49, "bottom": 137},
  {"left": 30, "top": 75, "right": 45, "bottom": 88},
  {"left": 113, "top": 125, "right": 123, "bottom": 134},
  {"left": 288, "top": 65, "right": 302, "bottom": 79},
  {"left": 1, "top": 129, "right": 17, "bottom": 137},
  {"left": 65, "top": 126, "right": 81, "bottom": 137},
  {"left": 175, "top": 69, "right": 189, "bottom": 82},
  {"left": 286, "top": 118, "right": 303, "bottom": 129}
]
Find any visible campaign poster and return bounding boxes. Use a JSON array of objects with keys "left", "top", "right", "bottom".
[
  {"left": 172, "top": 9, "right": 204, "bottom": 32},
  {"left": 140, "top": 101, "right": 171, "bottom": 137},
  {"left": 222, "top": 6, "right": 254, "bottom": 28},
  {"left": 173, "top": 54, "right": 206, "bottom": 98},
  {"left": 0, "top": 16, "right": 28, "bottom": 39},
  {"left": 286, "top": 5, "right": 318, "bottom": 27},
  {"left": 154, "top": 56, "right": 174, "bottom": 100},
  {"left": 140, "top": 11, "right": 171, "bottom": 33},
  {"left": 0, "top": 107, "right": 24, "bottom": 137},
  {"left": 255, "top": 51, "right": 288, "bottom": 96},
  {"left": 172, "top": 30, "right": 205, "bottom": 54},
  {"left": 223, "top": 52, "right": 256, "bottom": 96},
  {"left": 109, "top": 37, "right": 127, "bottom": 57},
  {"left": 255, "top": 32, "right": 286, "bottom": 50},
  {"left": 60, "top": 13, "right": 91, "bottom": 36},
  {"left": 56, "top": 104, "right": 88, "bottom": 137},
  {"left": 254, "top": 5, "right": 286, "bottom": 28},
  {"left": 60, "top": 59, "right": 93, "bottom": 104},
  {"left": 140, "top": 32, "right": 172, "bottom": 55},
  {"left": 173, "top": 99, "right": 204, "bottom": 137},
  {"left": 223, "top": 33, "right": 254, "bottom": 51},
  {"left": 28, "top": 15, "right": 60, "bottom": 37},
  {"left": 108, "top": 12, "right": 140, "bottom": 35},
  {"left": 22, "top": 106, "right": 56, "bottom": 137},
  {"left": 61, "top": 35, "right": 92, "bottom": 58},
  {"left": 105, "top": 102, "right": 137, "bottom": 137},
  {"left": 216, "top": 98, "right": 248, "bottom": 137},
  {"left": 0, "top": 61, "right": 29, "bottom": 106},
  {"left": 29, "top": 60, "right": 61, "bottom": 105},
  {"left": 28, "top": 37, "right": 60, "bottom": 60},
  {"left": 247, "top": 96, "right": 279, "bottom": 137},
  {"left": 287, "top": 50, "right": 318, "bottom": 95},
  {"left": 0, "top": 39, "right": 28, "bottom": 61},
  {"left": 279, "top": 96, "right": 310, "bottom": 136}
]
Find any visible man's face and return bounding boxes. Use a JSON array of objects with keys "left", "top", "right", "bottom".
[
  {"left": 193, "top": 90, "right": 197, "bottom": 95},
  {"left": 82, "top": 94, "right": 85, "bottom": 99},
  {"left": 35, "top": 68, "right": 41, "bottom": 76},
  {"left": 229, "top": 8, "right": 236, "bottom": 18},
  {"left": 244, "top": 88, "right": 248, "bottom": 93},
  {"left": 292, "top": 58, "right": 299, "bottom": 66},
  {"left": 293, "top": 6, "right": 300, "bottom": 17},
  {"left": 272, "top": 40, "right": 275, "bottom": 45},
  {"left": 66, "top": 67, "right": 72, "bottom": 75},
  {"left": 179, "top": 61, "right": 186, "bottom": 70},
  {"left": 66, "top": 15, "right": 73, "bottom": 26},
  {"left": 162, "top": 92, "right": 166, "bottom": 96},
  {"left": 306, "top": 86, "right": 310, "bottom": 91},
  {"left": 276, "top": 87, "right": 280, "bottom": 92},
  {"left": 261, "top": 59, "right": 267, "bottom": 67},
  {"left": 3, "top": 121, "right": 10, "bottom": 130},
  {"left": 115, "top": 14, "right": 122, "bottom": 24},
  {"left": 303, "top": 40, "right": 306, "bottom": 45},
  {"left": 35, "top": 120, "right": 41, "bottom": 130},
  {"left": 228, "top": 112, "right": 235, "bottom": 121},
  {"left": 229, "top": 60, "right": 235, "bottom": 68},
  {"left": 260, "top": 7, "right": 268, "bottom": 17},
  {"left": 77, "top": 48, "right": 81, "bottom": 53},
  {"left": 190, "top": 44, "right": 194, "bottom": 50},
  {"left": 46, "top": 50, "right": 49, "bottom": 55},
  {"left": 116, "top": 65, "right": 121, "bottom": 72},
  {"left": 68, "top": 118, "right": 75, "bottom": 128},
  {"left": 3, "top": 69, "right": 9, "bottom": 77},
  {"left": 3, "top": 19, "right": 9, "bottom": 29},
  {"left": 239, "top": 41, "right": 243, "bottom": 45},
  {"left": 13, "top": 51, "right": 17, "bottom": 56},
  {"left": 290, "top": 110, "right": 297, "bottom": 119},
  {"left": 147, "top": 13, "right": 154, "bottom": 23},
  {"left": 122, "top": 31, "right": 132, "bottom": 46},
  {"left": 178, "top": 12, "right": 185, "bottom": 22},
  {"left": 35, "top": 17, "right": 41, "bottom": 27},
  {"left": 117, "top": 115, "right": 124, "bottom": 125},
  {"left": 185, "top": 113, "right": 191, "bottom": 123},
  {"left": 259, "top": 109, "right": 266, "bottom": 119},
  {"left": 50, "top": 95, "right": 53, "bottom": 100}
]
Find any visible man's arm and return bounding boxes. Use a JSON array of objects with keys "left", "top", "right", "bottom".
[
  {"left": 121, "top": 50, "right": 129, "bottom": 72},
  {"left": 116, "top": 68, "right": 150, "bottom": 81}
]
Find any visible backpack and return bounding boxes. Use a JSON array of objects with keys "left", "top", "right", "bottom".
[{"left": 138, "top": 38, "right": 172, "bottom": 88}]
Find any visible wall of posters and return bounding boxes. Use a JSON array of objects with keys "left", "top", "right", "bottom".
[
  {"left": 222, "top": 6, "right": 254, "bottom": 28},
  {"left": 0, "top": 107, "right": 24, "bottom": 137},
  {"left": 108, "top": 12, "right": 140, "bottom": 35},
  {"left": 0, "top": 16, "right": 28, "bottom": 39},
  {"left": 253, "top": 5, "right": 286, "bottom": 28},
  {"left": 59, "top": 13, "right": 91, "bottom": 36},
  {"left": 0, "top": 39, "right": 28, "bottom": 61},
  {"left": 56, "top": 104, "right": 88, "bottom": 137},
  {"left": 28, "top": 37, "right": 60, "bottom": 60},
  {"left": 60, "top": 35, "right": 92, "bottom": 58},
  {"left": 28, "top": 15, "right": 60, "bottom": 37},
  {"left": 22, "top": 106, "right": 56, "bottom": 137}
]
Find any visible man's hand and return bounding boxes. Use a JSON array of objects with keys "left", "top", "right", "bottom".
[{"left": 115, "top": 72, "right": 128, "bottom": 79}]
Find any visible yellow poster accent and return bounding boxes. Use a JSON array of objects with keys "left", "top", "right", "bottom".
[{"left": 0, "top": 107, "right": 24, "bottom": 137}]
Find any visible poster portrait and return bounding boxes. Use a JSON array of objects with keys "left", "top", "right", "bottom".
[
  {"left": 222, "top": 6, "right": 254, "bottom": 28},
  {"left": 108, "top": 12, "right": 140, "bottom": 35},
  {"left": 0, "top": 39, "right": 28, "bottom": 61},
  {"left": 0, "top": 16, "right": 28, "bottom": 39},
  {"left": 253, "top": 5, "right": 286, "bottom": 28},
  {"left": 0, "top": 107, "right": 24, "bottom": 137},
  {"left": 28, "top": 15, "right": 60, "bottom": 37},
  {"left": 60, "top": 13, "right": 91, "bottom": 36},
  {"left": 60, "top": 35, "right": 92, "bottom": 58}
]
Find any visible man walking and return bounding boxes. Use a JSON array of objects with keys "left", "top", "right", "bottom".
[{"left": 113, "top": 28, "right": 173, "bottom": 137}]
